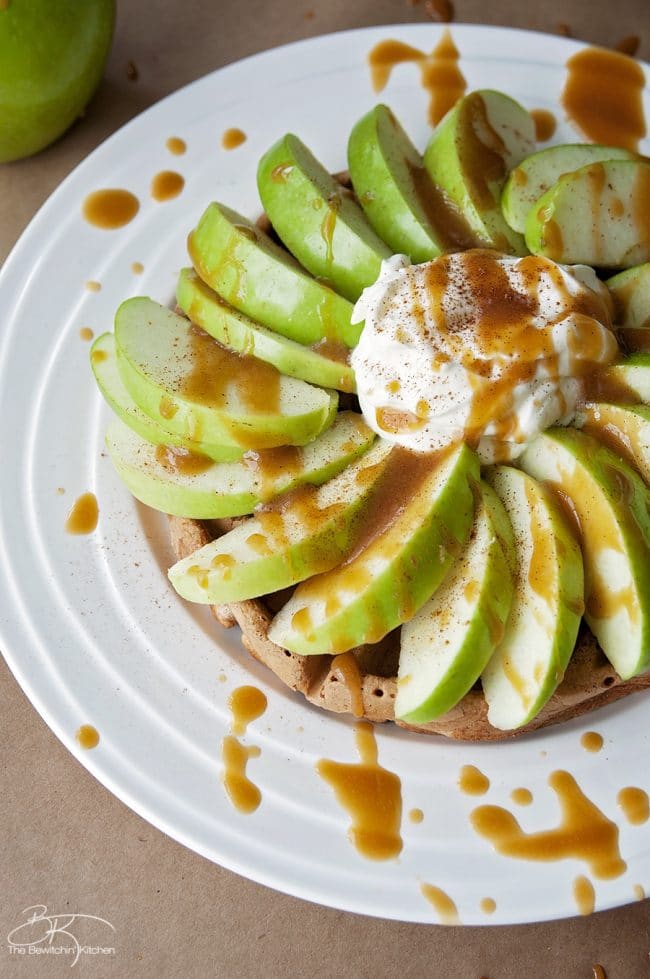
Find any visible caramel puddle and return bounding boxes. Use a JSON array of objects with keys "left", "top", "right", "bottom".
[{"left": 221, "top": 685, "right": 267, "bottom": 814}]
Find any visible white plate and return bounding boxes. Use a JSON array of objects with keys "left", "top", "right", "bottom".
[{"left": 1, "top": 24, "right": 649, "bottom": 925}]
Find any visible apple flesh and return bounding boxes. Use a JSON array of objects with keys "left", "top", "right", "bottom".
[
  {"left": 257, "top": 133, "right": 391, "bottom": 302},
  {"left": 519, "top": 427, "right": 650, "bottom": 680},
  {"left": 396, "top": 481, "right": 515, "bottom": 724},
  {"left": 501, "top": 144, "right": 638, "bottom": 234},
  {"left": 106, "top": 411, "right": 375, "bottom": 519},
  {"left": 481, "top": 465, "right": 584, "bottom": 730},
  {"left": 268, "top": 443, "right": 479, "bottom": 655},
  {"left": 114, "top": 297, "right": 338, "bottom": 451},
  {"left": 606, "top": 263, "right": 650, "bottom": 351},
  {"left": 176, "top": 268, "right": 356, "bottom": 393},
  {"left": 575, "top": 402, "right": 650, "bottom": 485},
  {"left": 423, "top": 90, "right": 535, "bottom": 254},
  {"left": 188, "top": 202, "right": 360, "bottom": 348},
  {"left": 525, "top": 159, "right": 650, "bottom": 268},
  {"left": 0, "top": 0, "right": 115, "bottom": 162},
  {"left": 168, "top": 439, "right": 394, "bottom": 604}
]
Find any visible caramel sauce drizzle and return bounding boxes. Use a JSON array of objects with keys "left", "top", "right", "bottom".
[
  {"left": 154, "top": 444, "right": 214, "bottom": 476},
  {"left": 222, "top": 127, "right": 247, "bottom": 150},
  {"left": 85, "top": 280, "right": 101, "bottom": 292},
  {"left": 151, "top": 170, "right": 184, "bottom": 202},
  {"left": 316, "top": 721, "right": 402, "bottom": 860},
  {"left": 79, "top": 327, "right": 94, "bottom": 342},
  {"left": 531, "top": 108, "right": 557, "bottom": 143},
  {"left": 561, "top": 46, "right": 646, "bottom": 151},
  {"left": 82, "top": 189, "right": 139, "bottom": 229},
  {"left": 525, "top": 479, "right": 555, "bottom": 607},
  {"left": 65, "top": 493, "right": 99, "bottom": 535},
  {"left": 480, "top": 897, "right": 496, "bottom": 915},
  {"left": 131, "top": 261, "right": 144, "bottom": 274},
  {"left": 470, "top": 770, "right": 626, "bottom": 879},
  {"left": 75, "top": 724, "right": 100, "bottom": 750},
  {"left": 581, "top": 731, "right": 604, "bottom": 753},
  {"left": 221, "top": 685, "right": 267, "bottom": 814},
  {"left": 419, "top": 883, "right": 460, "bottom": 924},
  {"left": 510, "top": 788, "right": 533, "bottom": 806},
  {"left": 368, "top": 29, "right": 466, "bottom": 125},
  {"left": 409, "top": 808, "right": 424, "bottom": 824},
  {"left": 166, "top": 136, "right": 186, "bottom": 155},
  {"left": 633, "top": 883, "right": 646, "bottom": 900},
  {"left": 244, "top": 444, "right": 302, "bottom": 502},
  {"left": 617, "top": 786, "right": 649, "bottom": 825},
  {"left": 573, "top": 875, "right": 596, "bottom": 915},
  {"left": 331, "top": 652, "right": 364, "bottom": 717},
  {"left": 592, "top": 966, "right": 607, "bottom": 979},
  {"left": 458, "top": 765, "right": 490, "bottom": 796}
]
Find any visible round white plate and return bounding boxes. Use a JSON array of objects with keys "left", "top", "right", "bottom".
[{"left": 1, "top": 24, "right": 649, "bottom": 925}]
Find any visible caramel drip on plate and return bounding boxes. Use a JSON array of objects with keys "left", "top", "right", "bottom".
[
  {"left": 573, "top": 875, "right": 596, "bottom": 915},
  {"left": 82, "top": 189, "right": 139, "bottom": 229},
  {"left": 75, "top": 725, "right": 100, "bottom": 750},
  {"left": 166, "top": 136, "right": 186, "bottom": 155},
  {"left": 458, "top": 765, "right": 490, "bottom": 796},
  {"left": 531, "top": 108, "right": 557, "bottom": 142},
  {"left": 368, "top": 29, "right": 466, "bottom": 125},
  {"left": 581, "top": 731, "right": 604, "bottom": 753},
  {"left": 592, "top": 966, "right": 607, "bottom": 979},
  {"left": 85, "top": 280, "right": 101, "bottom": 292},
  {"left": 316, "top": 721, "right": 402, "bottom": 860},
  {"left": 151, "top": 170, "right": 184, "bottom": 201},
  {"left": 155, "top": 444, "right": 213, "bottom": 476},
  {"left": 79, "top": 327, "right": 94, "bottom": 342},
  {"left": 561, "top": 46, "right": 646, "bottom": 150},
  {"left": 331, "top": 652, "right": 364, "bottom": 717},
  {"left": 221, "top": 685, "right": 267, "bottom": 814},
  {"left": 419, "top": 883, "right": 460, "bottom": 924},
  {"left": 222, "top": 127, "right": 247, "bottom": 150},
  {"left": 131, "top": 261, "right": 144, "bottom": 274},
  {"left": 633, "top": 883, "right": 646, "bottom": 900},
  {"left": 480, "top": 897, "right": 496, "bottom": 914},
  {"left": 409, "top": 808, "right": 424, "bottom": 824},
  {"left": 65, "top": 493, "right": 99, "bottom": 535},
  {"left": 510, "top": 788, "right": 533, "bottom": 806},
  {"left": 617, "top": 787, "right": 649, "bottom": 825},
  {"left": 470, "top": 769, "right": 626, "bottom": 879}
]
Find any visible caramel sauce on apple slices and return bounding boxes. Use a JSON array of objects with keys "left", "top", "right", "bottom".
[
  {"left": 316, "top": 721, "right": 402, "bottom": 860},
  {"left": 471, "top": 769, "right": 627, "bottom": 879},
  {"left": 368, "top": 29, "right": 466, "bottom": 126},
  {"left": 82, "top": 189, "right": 140, "bottom": 229},
  {"left": 561, "top": 46, "right": 646, "bottom": 150},
  {"left": 154, "top": 444, "right": 214, "bottom": 476},
  {"left": 419, "top": 883, "right": 460, "bottom": 923},
  {"left": 617, "top": 787, "right": 649, "bottom": 825},
  {"left": 75, "top": 724, "right": 100, "bottom": 750},
  {"left": 221, "top": 685, "right": 267, "bottom": 814},
  {"left": 531, "top": 109, "right": 557, "bottom": 142},
  {"left": 244, "top": 445, "right": 303, "bottom": 502},
  {"left": 65, "top": 492, "right": 99, "bottom": 535},
  {"left": 151, "top": 170, "right": 184, "bottom": 202}
]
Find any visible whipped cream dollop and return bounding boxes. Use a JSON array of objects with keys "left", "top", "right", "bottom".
[{"left": 351, "top": 250, "right": 618, "bottom": 463}]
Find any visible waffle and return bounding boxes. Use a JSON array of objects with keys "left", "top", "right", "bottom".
[{"left": 168, "top": 513, "right": 650, "bottom": 741}]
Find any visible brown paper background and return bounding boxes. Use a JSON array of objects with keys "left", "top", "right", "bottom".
[{"left": 1, "top": 1, "right": 649, "bottom": 976}]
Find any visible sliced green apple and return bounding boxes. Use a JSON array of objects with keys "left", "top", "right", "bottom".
[
  {"left": 90, "top": 332, "right": 244, "bottom": 462},
  {"left": 599, "top": 353, "right": 650, "bottom": 402},
  {"left": 168, "top": 439, "right": 394, "bottom": 604},
  {"left": 257, "top": 133, "right": 391, "bottom": 302},
  {"left": 395, "top": 481, "right": 515, "bottom": 724},
  {"left": 575, "top": 402, "right": 650, "bottom": 485},
  {"left": 268, "top": 443, "right": 479, "bottom": 655},
  {"left": 502, "top": 144, "right": 638, "bottom": 234},
  {"left": 347, "top": 103, "right": 476, "bottom": 263},
  {"left": 114, "top": 297, "right": 338, "bottom": 451},
  {"left": 188, "top": 202, "right": 360, "bottom": 347},
  {"left": 423, "top": 90, "right": 535, "bottom": 254},
  {"left": 176, "top": 267, "right": 356, "bottom": 393},
  {"left": 525, "top": 159, "right": 650, "bottom": 268},
  {"left": 480, "top": 465, "right": 584, "bottom": 730},
  {"left": 607, "top": 263, "right": 650, "bottom": 351},
  {"left": 519, "top": 427, "right": 650, "bottom": 680},
  {"left": 106, "top": 411, "right": 376, "bottom": 519}
]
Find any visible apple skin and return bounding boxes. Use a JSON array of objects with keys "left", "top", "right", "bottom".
[
  {"left": 575, "top": 402, "right": 650, "bottom": 485},
  {"left": 606, "top": 263, "right": 650, "bottom": 351},
  {"left": 396, "top": 481, "right": 515, "bottom": 724},
  {"left": 0, "top": 0, "right": 115, "bottom": 163}
]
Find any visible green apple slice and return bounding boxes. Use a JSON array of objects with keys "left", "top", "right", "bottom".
[
  {"left": 176, "top": 267, "right": 356, "bottom": 393},
  {"left": 90, "top": 332, "right": 244, "bottom": 462},
  {"left": 168, "top": 439, "right": 394, "bottom": 604},
  {"left": 480, "top": 465, "right": 584, "bottom": 730},
  {"left": 423, "top": 90, "right": 535, "bottom": 254},
  {"left": 599, "top": 353, "right": 650, "bottom": 402},
  {"left": 519, "top": 427, "right": 650, "bottom": 680},
  {"left": 105, "top": 411, "right": 375, "bottom": 519},
  {"left": 257, "top": 133, "right": 391, "bottom": 302},
  {"left": 607, "top": 263, "right": 650, "bottom": 351},
  {"left": 395, "top": 481, "right": 515, "bottom": 724},
  {"left": 575, "top": 402, "right": 650, "bottom": 485},
  {"left": 525, "top": 159, "right": 650, "bottom": 268},
  {"left": 114, "top": 297, "right": 338, "bottom": 451},
  {"left": 188, "top": 202, "right": 360, "bottom": 348},
  {"left": 502, "top": 144, "right": 638, "bottom": 234},
  {"left": 347, "top": 104, "right": 476, "bottom": 263},
  {"left": 268, "top": 443, "right": 479, "bottom": 655}
]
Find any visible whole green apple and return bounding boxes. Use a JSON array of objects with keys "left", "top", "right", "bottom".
[{"left": 0, "top": 0, "right": 115, "bottom": 164}]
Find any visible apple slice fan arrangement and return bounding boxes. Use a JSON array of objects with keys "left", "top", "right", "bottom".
[{"left": 91, "top": 78, "right": 650, "bottom": 741}]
